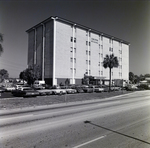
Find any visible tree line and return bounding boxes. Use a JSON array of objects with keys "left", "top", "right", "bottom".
[{"left": 129, "top": 72, "right": 150, "bottom": 84}]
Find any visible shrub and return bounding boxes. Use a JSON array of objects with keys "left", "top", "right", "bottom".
[{"left": 138, "top": 84, "right": 149, "bottom": 90}]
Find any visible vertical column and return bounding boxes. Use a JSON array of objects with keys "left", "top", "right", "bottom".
[
  {"left": 72, "top": 24, "right": 76, "bottom": 84},
  {"left": 34, "top": 28, "right": 36, "bottom": 65},
  {"left": 127, "top": 44, "right": 130, "bottom": 83},
  {"left": 87, "top": 29, "right": 91, "bottom": 76},
  {"left": 120, "top": 41, "right": 122, "bottom": 79},
  {"left": 52, "top": 17, "right": 57, "bottom": 86},
  {"left": 42, "top": 24, "right": 45, "bottom": 81},
  {"left": 101, "top": 34, "right": 103, "bottom": 84},
  {"left": 111, "top": 38, "right": 113, "bottom": 81},
  {"left": 99, "top": 35, "right": 101, "bottom": 84}
]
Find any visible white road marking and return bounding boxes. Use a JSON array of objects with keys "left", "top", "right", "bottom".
[{"left": 73, "top": 135, "right": 106, "bottom": 148}]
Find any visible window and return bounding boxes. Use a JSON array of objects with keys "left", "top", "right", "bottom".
[
  {"left": 101, "top": 71, "right": 103, "bottom": 75},
  {"left": 86, "top": 41, "right": 91, "bottom": 46},
  {"left": 71, "top": 37, "right": 76, "bottom": 42},
  {"left": 119, "top": 42, "right": 122, "bottom": 47},
  {"left": 110, "top": 39, "right": 113, "bottom": 44},
  {"left": 74, "top": 68, "right": 76, "bottom": 74},
  {"left": 70, "top": 58, "right": 73, "bottom": 62},
  {"left": 89, "top": 70, "right": 91, "bottom": 75},
  {"left": 74, "top": 48, "right": 76, "bottom": 53},
  {"left": 86, "top": 31, "right": 88, "bottom": 36},
  {"left": 120, "top": 72, "right": 122, "bottom": 76},
  {"left": 109, "top": 39, "right": 111, "bottom": 43},
  {"left": 89, "top": 51, "right": 91, "bottom": 55},
  {"left": 86, "top": 60, "right": 88, "bottom": 64},
  {"left": 74, "top": 58, "right": 76, "bottom": 63},
  {"left": 86, "top": 50, "right": 88, "bottom": 55},
  {"left": 74, "top": 28, "right": 76, "bottom": 33},
  {"left": 70, "top": 68, "right": 73, "bottom": 73},
  {"left": 101, "top": 53, "right": 103, "bottom": 58},
  {"left": 119, "top": 72, "right": 122, "bottom": 76},
  {"left": 101, "top": 45, "right": 103, "bottom": 49},
  {"left": 109, "top": 47, "right": 113, "bottom": 52},
  {"left": 86, "top": 41, "right": 88, "bottom": 45},
  {"left": 89, "top": 60, "right": 91, "bottom": 65}
]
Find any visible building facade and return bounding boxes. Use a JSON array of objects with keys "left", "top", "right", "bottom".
[{"left": 26, "top": 16, "right": 129, "bottom": 86}]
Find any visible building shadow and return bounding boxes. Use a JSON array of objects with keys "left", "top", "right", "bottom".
[{"left": 84, "top": 120, "right": 150, "bottom": 145}]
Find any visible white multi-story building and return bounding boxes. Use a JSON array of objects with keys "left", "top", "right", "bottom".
[{"left": 26, "top": 16, "right": 129, "bottom": 86}]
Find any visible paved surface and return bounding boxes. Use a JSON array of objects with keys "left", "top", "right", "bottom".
[{"left": 0, "top": 90, "right": 150, "bottom": 148}]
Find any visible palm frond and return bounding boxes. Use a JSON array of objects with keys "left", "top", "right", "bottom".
[
  {"left": 103, "top": 54, "right": 119, "bottom": 69},
  {"left": 0, "top": 44, "right": 3, "bottom": 55},
  {"left": 0, "top": 33, "right": 3, "bottom": 42}
]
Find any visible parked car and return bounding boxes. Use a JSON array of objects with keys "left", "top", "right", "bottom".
[
  {"left": 33, "top": 84, "right": 45, "bottom": 90},
  {"left": 126, "top": 84, "right": 138, "bottom": 91},
  {"left": 75, "top": 86, "right": 84, "bottom": 93},
  {"left": 36, "top": 88, "right": 53, "bottom": 96},
  {"left": 102, "top": 86, "right": 111, "bottom": 92},
  {"left": 82, "top": 86, "right": 94, "bottom": 93},
  {"left": 15, "top": 84, "right": 30, "bottom": 90},
  {"left": 12, "top": 87, "right": 39, "bottom": 97},
  {"left": 0, "top": 87, "right": 5, "bottom": 93},
  {"left": 51, "top": 85, "right": 66, "bottom": 95},
  {"left": 33, "top": 80, "right": 45, "bottom": 89},
  {"left": 94, "top": 86, "right": 104, "bottom": 93},
  {"left": 60, "top": 86, "right": 77, "bottom": 94},
  {"left": 111, "top": 87, "right": 121, "bottom": 91},
  {"left": 5, "top": 86, "right": 16, "bottom": 92},
  {"left": 65, "top": 88, "right": 77, "bottom": 94}
]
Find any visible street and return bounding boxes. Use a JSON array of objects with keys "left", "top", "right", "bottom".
[{"left": 0, "top": 90, "right": 150, "bottom": 148}]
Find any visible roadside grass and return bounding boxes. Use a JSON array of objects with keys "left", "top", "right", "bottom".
[{"left": 0, "top": 91, "right": 131, "bottom": 110}]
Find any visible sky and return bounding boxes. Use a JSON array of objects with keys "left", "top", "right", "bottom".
[{"left": 0, "top": 0, "right": 150, "bottom": 78}]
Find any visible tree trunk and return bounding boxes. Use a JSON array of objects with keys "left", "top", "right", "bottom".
[{"left": 109, "top": 68, "right": 112, "bottom": 92}]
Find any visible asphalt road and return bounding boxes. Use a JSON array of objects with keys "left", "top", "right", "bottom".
[{"left": 0, "top": 90, "right": 150, "bottom": 148}]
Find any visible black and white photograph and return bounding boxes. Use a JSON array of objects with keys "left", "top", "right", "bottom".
[{"left": 0, "top": 0, "right": 150, "bottom": 147}]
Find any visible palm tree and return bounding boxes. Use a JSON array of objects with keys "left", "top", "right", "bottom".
[
  {"left": 0, "top": 33, "right": 3, "bottom": 55},
  {"left": 103, "top": 54, "right": 119, "bottom": 91}
]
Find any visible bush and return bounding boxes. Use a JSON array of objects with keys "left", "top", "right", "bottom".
[{"left": 138, "top": 84, "right": 149, "bottom": 90}]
